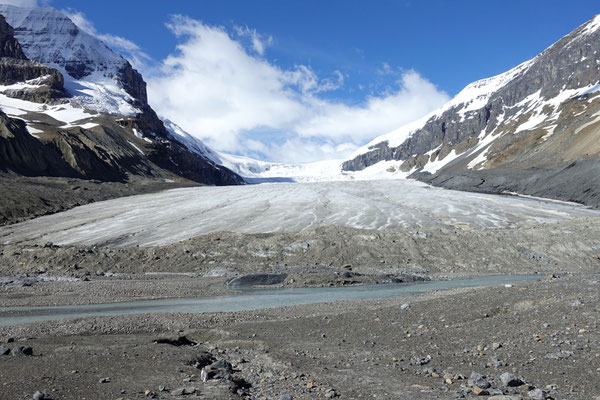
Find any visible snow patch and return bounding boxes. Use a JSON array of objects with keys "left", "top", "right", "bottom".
[
  {"left": 26, "top": 124, "right": 43, "bottom": 138},
  {"left": 580, "top": 15, "right": 600, "bottom": 38},
  {"left": 127, "top": 140, "right": 145, "bottom": 155},
  {"left": 132, "top": 128, "right": 152, "bottom": 143},
  {"left": 60, "top": 69, "right": 139, "bottom": 116},
  {"left": 540, "top": 124, "right": 558, "bottom": 142},
  {"left": 421, "top": 149, "right": 460, "bottom": 174},
  {"left": 0, "top": 92, "right": 92, "bottom": 124},
  {"left": 574, "top": 110, "right": 600, "bottom": 135}
]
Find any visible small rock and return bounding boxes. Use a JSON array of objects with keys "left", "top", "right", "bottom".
[
  {"left": 325, "top": 390, "right": 337, "bottom": 398},
  {"left": 209, "top": 359, "right": 233, "bottom": 371},
  {"left": 10, "top": 347, "right": 24, "bottom": 356},
  {"left": 306, "top": 381, "right": 314, "bottom": 389},
  {"left": 492, "top": 342, "right": 502, "bottom": 350},
  {"left": 500, "top": 372, "right": 523, "bottom": 387},
  {"left": 0, "top": 345, "right": 9, "bottom": 355},
  {"left": 490, "top": 355, "right": 503, "bottom": 368},
  {"left": 527, "top": 388, "right": 549, "bottom": 399},
  {"left": 400, "top": 303, "right": 410, "bottom": 310},
  {"left": 279, "top": 395, "right": 293, "bottom": 400},
  {"left": 443, "top": 373, "right": 454, "bottom": 384},
  {"left": 469, "top": 372, "right": 491, "bottom": 389},
  {"left": 200, "top": 369, "right": 209, "bottom": 382},
  {"left": 473, "top": 386, "right": 490, "bottom": 396},
  {"left": 154, "top": 336, "right": 197, "bottom": 347},
  {"left": 32, "top": 392, "right": 45, "bottom": 400},
  {"left": 158, "top": 385, "right": 166, "bottom": 392},
  {"left": 22, "top": 347, "right": 33, "bottom": 356},
  {"left": 171, "top": 387, "right": 196, "bottom": 396},
  {"left": 99, "top": 377, "right": 110, "bottom": 383}
]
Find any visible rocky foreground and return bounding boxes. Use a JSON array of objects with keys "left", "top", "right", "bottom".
[
  {"left": 1, "top": 215, "right": 599, "bottom": 399},
  {"left": 0, "top": 274, "right": 598, "bottom": 399}
]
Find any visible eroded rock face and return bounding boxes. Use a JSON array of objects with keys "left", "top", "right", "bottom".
[{"left": 0, "top": 111, "right": 75, "bottom": 177}]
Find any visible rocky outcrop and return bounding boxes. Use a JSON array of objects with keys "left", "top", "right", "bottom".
[
  {"left": 0, "top": 58, "right": 65, "bottom": 101},
  {"left": 0, "top": 111, "right": 75, "bottom": 177},
  {"left": 117, "top": 62, "right": 147, "bottom": 105}
]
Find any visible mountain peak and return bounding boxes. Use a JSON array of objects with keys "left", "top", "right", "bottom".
[{"left": 0, "top": 4, "right": 147, "bottom": 107}]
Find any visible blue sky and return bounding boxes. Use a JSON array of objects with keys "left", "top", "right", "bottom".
[{"left": 12, "top": 0, "right": 600, "bottom": 162}]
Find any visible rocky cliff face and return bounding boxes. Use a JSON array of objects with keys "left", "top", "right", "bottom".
[
  {"left": 343, "top": 15, "right": 600, "bottom": 191},
  {"left": 0, "top": 13, "right": 64, "bottom": 99},
  {"left": 0, "top": 13, "right": 25, "bottom": 59}
]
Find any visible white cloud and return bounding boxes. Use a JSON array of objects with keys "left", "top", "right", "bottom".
[
  {"left": 147, "top": 16, "right": 450, "bottom": 163},
  {"left": 62, "top": 9, "right": 152, "bottom": 69},
  {"left": 262, "top": 138, "right": 359, "bottom": 164},
  {"left": 294, "top": 70, "right": 448, "bottom": 140},
  {"left": 43, "top": 9, "right": 447, "bottom": 163},
  {"left": 234, "top": 25, "right": 273, "bottom": 56}
]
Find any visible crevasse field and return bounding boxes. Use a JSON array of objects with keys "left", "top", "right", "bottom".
[{"left": 1, "top": 180, "right": 598, "bottom": 247}]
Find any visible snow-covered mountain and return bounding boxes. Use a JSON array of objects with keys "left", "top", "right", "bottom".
[
  {"left": 344, "top": 15, "right": 600, "bottom": 175},
  {"left": 0, "top": 5, "right": 242, "bottom": 186},
  {"left": 0, "top": 4, "right": 145, "bottom": 115},
  {"left": 339, "top": 14, "right": 600, "bottom": 205}
]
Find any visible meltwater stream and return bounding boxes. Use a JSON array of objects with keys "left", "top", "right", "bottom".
[{"left": 0, "top": 275, "right": 541, "bottom": 327}]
